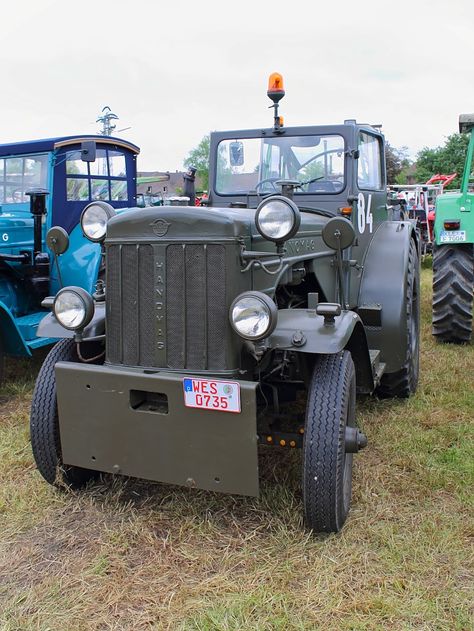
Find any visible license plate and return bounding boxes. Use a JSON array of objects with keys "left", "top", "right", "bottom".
[
  {"left": 440, "top": 230, "right": 466, "bottom": 243},
  {"left": 183, "top": 378, "right": 241, "bottom": 413}
]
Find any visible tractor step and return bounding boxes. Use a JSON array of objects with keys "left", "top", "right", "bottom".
[{"left": 369, "top": 350, "right": 386, "bottom": 385}]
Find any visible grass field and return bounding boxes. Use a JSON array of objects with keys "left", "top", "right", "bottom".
[{"left": 0, "top": 264, "right": 473, "bottom": 631}]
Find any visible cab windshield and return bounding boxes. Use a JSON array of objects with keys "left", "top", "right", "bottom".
[{"left": 216, "top": 135, "right": 345, "bottom": 195}]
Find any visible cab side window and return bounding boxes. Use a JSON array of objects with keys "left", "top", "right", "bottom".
[
  {"left": 358, "top": 132, "right": 383, "bottom": 190},
  {"left": 0, "top": 155, "right": 48, "bottom": 204}
]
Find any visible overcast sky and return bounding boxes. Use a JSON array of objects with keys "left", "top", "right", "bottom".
[{"left": 0, "top": 0, "right": 473, "bottom": 171}]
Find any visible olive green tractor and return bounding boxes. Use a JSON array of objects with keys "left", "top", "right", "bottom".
[{"left": 30, "top": 74, "right": 420, "bottom": 533}]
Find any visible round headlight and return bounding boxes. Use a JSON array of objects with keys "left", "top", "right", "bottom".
[
  {"left": 80, "top": 201, "right": 115, "bottom": 242},
  {"left": 53, "top": 286, "right": 94, "bottom": 331},
  {"left": 255, "top": 196, "right": 301, "bottom": 243},
  {"left": 230, "top": 292, "right": 277, "bottom": 340}
]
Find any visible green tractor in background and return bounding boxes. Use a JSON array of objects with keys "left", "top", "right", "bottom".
[{"left": 432, "top": 114, "right": 474, "bottom": 343}]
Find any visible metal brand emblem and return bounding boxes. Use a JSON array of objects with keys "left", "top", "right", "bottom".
[{"left": 151, "top": 219, "right": 170, "bottom": 237}]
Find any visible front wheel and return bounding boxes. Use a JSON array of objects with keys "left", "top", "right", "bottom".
[
  {"left": 303, "top": 351, "right": 362, "bottom": 533},
  {"left": 30, "top": 339, "right": 99, "bottom": 487},
  {"left": 432, "top": 243, "right": 473, "bottom": 344}
]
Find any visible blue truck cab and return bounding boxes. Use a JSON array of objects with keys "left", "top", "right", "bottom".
[{"left": 0, "top": 135, "right": 139, "bottom": 373}]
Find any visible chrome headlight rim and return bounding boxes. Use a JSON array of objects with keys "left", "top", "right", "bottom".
[
  {"left": 229, "top": 291, "right": 278, "bottom": 341},
  {"left": 53, "top": 286, "right": 94, "bottom": 331},
  {"left": 80, "top": 201, "right": 116, "bottom": 243},
  {"left": 255, "top": 195, "right": 301, "bottom": 243}
]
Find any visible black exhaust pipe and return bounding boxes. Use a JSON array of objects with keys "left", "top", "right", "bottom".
[
  {"left": 26, "top": 188, "right": 49, "bottom": 257},
  {"left": 183, "top": 166, "right": 197, "bottom": 206},
  {"left": 26, "top": 188, "right": 50, "bottom": 298}
]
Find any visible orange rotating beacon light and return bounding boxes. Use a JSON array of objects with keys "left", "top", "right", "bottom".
[{"left": 267, "top": 72, "right": 285, "bottom": 132}]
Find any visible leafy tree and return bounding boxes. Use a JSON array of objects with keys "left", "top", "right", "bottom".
[
  {"left": 415, "top": 133, "right": 469, "bottom": 188},
  {"left": 385, "top": 142, "right": 410, "bottom": 184},
  {"left": 184, "top": 135, "right": 210, "bottom": 190}
]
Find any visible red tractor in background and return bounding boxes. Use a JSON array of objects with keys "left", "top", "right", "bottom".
[
  {"left": 425, "top": 174, "right": 457, "bottom": 240},
  {"left": 388, "top": 173, "right": 457, "bottom": 255}
]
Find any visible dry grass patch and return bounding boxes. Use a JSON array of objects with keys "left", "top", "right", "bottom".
[{"left": 0, "top": 266, "right": 473, "bottom": 631}]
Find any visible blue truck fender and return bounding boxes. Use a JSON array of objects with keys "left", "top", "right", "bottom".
[
  {"left": 51, "top": 223, "right": 102, "bottom": 295},
  {"left": 0, "top": 301, "right": 32, "bottom": 357}
]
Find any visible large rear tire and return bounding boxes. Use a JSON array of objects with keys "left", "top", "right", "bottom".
[
  {"left": 303, "top": 351, "right": 357, "bottom": 533},
  {"left": 432, "top": 243, "right": 473, "bottom": 344},
  {"left": 30, "top": 339, "right": 99, "bottom": 487},
  {"left": 377, "top": 238, "right": 420, "bottom": 398}
]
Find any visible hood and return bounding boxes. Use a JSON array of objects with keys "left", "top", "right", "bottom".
[{"left": 106, "top": 203, "right": 329, "bottom": 244}]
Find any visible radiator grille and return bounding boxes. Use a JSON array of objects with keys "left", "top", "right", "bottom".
[
  {"left": 106, "top": 242, "right": 227, "bottom": 370},
  {"left": 167, "top": 243, "right": 226, "bottom": 370},
  {"left": 106, "top": 244, "right": 155, "bottom": 365}
]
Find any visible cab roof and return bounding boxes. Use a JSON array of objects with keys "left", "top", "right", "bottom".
[{"left": 0, "top": 135, "right": 140, "bottom": 158}]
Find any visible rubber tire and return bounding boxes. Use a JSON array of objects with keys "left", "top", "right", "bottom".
[
  {"left": 30, "top": 339, "right": 99, "bottom": 487},
  {"left": 377, "top": 238, "right": 420, "bottom": 398},
  {"left": 432, "top": 242, "right": 473, "bottom": 344},
  {"left": 303, "top": 351, "right": 356, "bottom": 533}
]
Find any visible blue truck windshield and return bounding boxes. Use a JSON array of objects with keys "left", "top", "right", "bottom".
[{"left": 216, "top": 135, "right": 345, "bottom": 195}]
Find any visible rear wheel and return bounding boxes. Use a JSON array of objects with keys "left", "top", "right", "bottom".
[
  {"left": 30, "top": 339, "right": 99, "bottom": 487},
  {"left": 303, "top": 351, "right": 361, "bottom": 533},
  {"left": 377, "top": 238, "right": 420, "bottom": 398},
  {"left": 432, "top": 243, "right": 473, "bottom": 343}
]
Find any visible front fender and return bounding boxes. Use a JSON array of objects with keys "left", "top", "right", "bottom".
[
  {"left": 268, "top": 308, "right": 374, "bottom": 392},
  {"left": 37, "top": 302, "right": 105, "bottom": 340},
  {"left": 269, "top": 309, "right": 359, "bottom": 353}
]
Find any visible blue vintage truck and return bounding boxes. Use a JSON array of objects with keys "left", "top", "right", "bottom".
[{"left": 0, "top": 135, "right": 139, "bottom": 378}]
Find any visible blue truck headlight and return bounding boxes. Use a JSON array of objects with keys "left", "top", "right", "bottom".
[
  {"left": 54, "top": 287, "right": 94, "bottom": 330},
  {"left": 80, "top": 201, "right": 115, "bottom": 242},
  {"left": 230, "top": 292, "right": 277, "bottom": 340},
  {"left": 255, "top": 196, "right": 301, "bottom": 243}
]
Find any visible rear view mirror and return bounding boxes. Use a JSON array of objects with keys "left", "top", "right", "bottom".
[
  {"left": 81, "top": 141, "right": 97, "bottom": 162},
  {"left": 229, "top": 141, "right": 244, "bottom": 167}
]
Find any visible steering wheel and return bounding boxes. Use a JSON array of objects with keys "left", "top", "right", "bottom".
[{"left": 255, "top": 177, "right": 280, "bottom": 192}]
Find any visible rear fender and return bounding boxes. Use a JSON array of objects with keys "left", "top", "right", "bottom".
[
  {"left": 268, "top": 309, "right": 373, "bottom": 392},
  {"left": 357, "top": 220, "right": 417, "bottom": 372}
]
